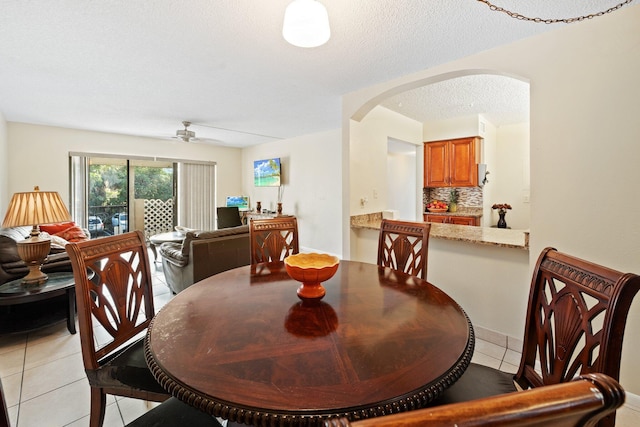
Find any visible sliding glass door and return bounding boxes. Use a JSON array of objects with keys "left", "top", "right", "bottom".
[
  {"left": 88, "top": 157, "right": 129, "bottom": 237},
  {"left": 70, "top": 153, "right": 216, "bottom": 239}
]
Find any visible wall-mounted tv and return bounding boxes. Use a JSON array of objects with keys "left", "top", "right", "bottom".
[
  {"left": 254, "top": 158, "right": 281, "bottom": 187},
  {"left": 226, "top": 195, "right": 249, "bottom": 211}
]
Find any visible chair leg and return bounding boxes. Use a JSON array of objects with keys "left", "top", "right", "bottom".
[{"left": 89, "top": 387, "right": 107, "bottom": 427}]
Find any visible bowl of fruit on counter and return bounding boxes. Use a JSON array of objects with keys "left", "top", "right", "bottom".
[{"left": 427, "top": 200, "right": 448, "bottom": 213}]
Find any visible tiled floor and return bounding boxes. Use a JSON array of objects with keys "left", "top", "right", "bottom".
[{"left": 2, "top": 260, "right": 640, "bottom": 426}]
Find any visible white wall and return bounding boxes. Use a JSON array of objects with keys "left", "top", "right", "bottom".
[
  {"left": 423, "top": 115, "right": 483, "bottom": 141},
  {"left": 350, "top": 106, "right": 423, "bottom": 215},
  {"left": 387, "top": 145, "right": 416, "bottom": 220},
  {"left": 6, "top": 123, "right": 244, "bottom": 210},
  {"left": 343, "top": 5, "right": 640, "bottom": 393},
  {"left": 241, "top": 129, "right": 343, "bottom": 257},
  {"left": 0, "top": 112, "right": 8, "bottom": 215},
  {"left": 480, "top": 118, "right": 498, "bottom": 226},
  {"left": 492, "top": 123, "right": 530, "bottom": 230}
]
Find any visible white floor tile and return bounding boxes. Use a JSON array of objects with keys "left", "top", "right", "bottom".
[
  {"left": 502, "top": 348, "right": 521, "bottom": 366},
  {"left": 499, "top": 361, "right": 519, "bottom": 374},
  {"left": 20, "top": 352, "right": 85, "bottom": 401},
  {"left": 0, "top": 347, "right": 25, "bottom": 378},
  {"left": 475, "top": 338, "right": 506, "bottom": 360},
  {"left": 8, "top": 404, "right": 18, "bottom": 427},
  {"left": 617, "top": 405, "right": 640, "bottom": 426},
  {"left": 471, "top": 351, "right": 501, "bottom": 369},
  {"left": 3, "top": 371, "right": 22, "bottom": 408},
  {"left": 153, "top": 292, "right": 173, "bottom": 310},
  {"left": 65, "top": 401, "right": 125, "bottom": 427},
  {"left": 25, "top": 321, "right": 72, "bottom": 345},
  {"left": 17, "top": 379, "right": 90, "bottom": 427},
  {"left": 117, "top": 397, "right": 161, "bottom": 425},
  {"left": 23, "top": 332, "right": 81, "bottom": 371}
]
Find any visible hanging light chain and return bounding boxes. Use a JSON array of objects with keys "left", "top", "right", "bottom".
[{"left": 476, "top": 0, "right": 635, "bottom": 24}]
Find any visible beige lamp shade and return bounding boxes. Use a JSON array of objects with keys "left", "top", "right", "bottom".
[
  {"left": 2, "top": 186, "right": 71, "bottom": 229},
  {"left": 2, "top": 187, "right": 72, "bottom": 285}
]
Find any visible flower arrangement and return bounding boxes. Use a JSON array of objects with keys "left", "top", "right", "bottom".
[{"left": 492, "top": 203, "right": 512, "bottom": 215}]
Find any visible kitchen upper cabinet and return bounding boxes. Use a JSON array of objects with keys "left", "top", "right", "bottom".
[{"left": 424, "top": 137, "right": 481, "bottom": 187}]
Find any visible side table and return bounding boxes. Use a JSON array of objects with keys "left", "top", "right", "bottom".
[{"left": 0, "top": 272, "right": 77, "bottom": 335}]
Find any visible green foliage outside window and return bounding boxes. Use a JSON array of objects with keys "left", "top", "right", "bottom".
[
  {"left": 88, "top": 165, "right": 173, "bottom": 209},
  {"left": 134, "top": 167, "right": 173, "bottom": 201}
]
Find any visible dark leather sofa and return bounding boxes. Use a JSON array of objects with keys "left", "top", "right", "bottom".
[
  {"left": 0, "top": 227, "right": 73, "bottom": 286},
  {"left": 159, "top": 225, "right": 250, "bottom": 294}
]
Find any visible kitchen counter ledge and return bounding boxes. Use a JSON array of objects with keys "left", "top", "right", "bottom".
[{"left": 351, "top": 212, "right": 529, "bottom": 250}]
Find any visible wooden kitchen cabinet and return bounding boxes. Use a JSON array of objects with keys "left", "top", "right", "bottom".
[
  {"left": 424, "top": 214, "right": 479, "bottom": 226},
  {"left": 449, "top": 216, "right": 479, "bottom": 226},
  {"left": 424, "top": 137, "right": 481, "bottom": 187}
]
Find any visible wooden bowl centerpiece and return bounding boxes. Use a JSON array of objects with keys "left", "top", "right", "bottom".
[{"left": 284, "top": 253, "right": 340, "bottom": 301}]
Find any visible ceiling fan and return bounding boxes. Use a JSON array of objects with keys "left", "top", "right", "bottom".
[
  {"left": 171, "top": 120, "right": 283, "bottom": 146},
  {"left": 175, "top": 121, "right": 197, "bottom": 142},
  {"left": 172, "top": 121, "right": 225, "bottom": 145}
]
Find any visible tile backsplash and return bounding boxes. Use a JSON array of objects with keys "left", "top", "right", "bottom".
[{"left": 424, "top": 187, "right": 483, "bottom": 208}]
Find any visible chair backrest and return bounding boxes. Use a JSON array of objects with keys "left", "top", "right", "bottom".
[
  {"left": 217, "top": 206, "right": 243, "bottom": 229},
  {"left": 249, "top": 217, "right": 299, "bottom": 264},
  {"left": 377, "top": 219, "right": 431, "bottom": 280},
  {"left": 66, "top": 231, "right": 156, "bottom": 371},
  {"left": 515, "top": 247, "right": 640, "bottom": 427},
  {"left": 516, "top": 247, "right": 640, "bottom": 387},
  {"left": 324, "top": 373, "right": 625, "bottom": 427}
]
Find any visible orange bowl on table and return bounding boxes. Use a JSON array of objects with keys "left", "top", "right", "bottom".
[
  {"left": 284, "top": 253, "right": 340, "bottom": 283},
  {"left": 284, "top": 253, "right": 340, "bottom": 300}
]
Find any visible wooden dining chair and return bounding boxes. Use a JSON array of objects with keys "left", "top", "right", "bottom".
[
  {"left": 249, "top": 216, "right": 299, "bottom": 264},
  {"left": 377, "top": 219, "right": 431, "bottom": 280},
  {"left": 66, "top": 231, "right": 170, "bottom": 427},
  {"left": 433, "top": 247, "right": 640, "bottom": 427},
  {"left": 324, "top": 373, "right": 625, "bottom": 427}
]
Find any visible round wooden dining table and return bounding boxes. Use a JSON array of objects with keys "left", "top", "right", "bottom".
[{"left": 145, "top": 261, "right": 474, "bottom": 427}]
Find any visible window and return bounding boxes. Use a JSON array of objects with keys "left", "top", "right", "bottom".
[{"left": 70, "top": 153, "right": 216, "bottom": 238}]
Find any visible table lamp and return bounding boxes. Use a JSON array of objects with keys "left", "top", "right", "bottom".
[{"left": 1, "top": 186, "right": 72, "bottom": 285}]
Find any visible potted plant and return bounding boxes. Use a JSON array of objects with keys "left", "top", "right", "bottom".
[{"left": 449, "top": 189, "right": 459, "bottom": 213}]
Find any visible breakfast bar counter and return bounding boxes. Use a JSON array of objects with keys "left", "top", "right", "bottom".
[{"left": 351, "top": 212, "right": 528, "bottom": 250}]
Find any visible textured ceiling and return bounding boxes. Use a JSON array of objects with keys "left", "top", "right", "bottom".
[{"left": 0, "top": 1, "right": 635, "bottom": 147}]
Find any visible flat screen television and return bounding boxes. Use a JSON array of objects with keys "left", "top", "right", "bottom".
[
  {"left": 254, "top": 158, "right": 281, "bottom": 187},
  {"left": 226, "top": 195, "right": 249, "bottom": 211}
]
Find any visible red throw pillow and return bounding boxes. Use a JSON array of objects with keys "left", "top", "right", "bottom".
[
  {"left": 55, "top": 224, "right": 89, "bottom": 242},
  {"left": 40, "top": 221, "right": 75, "bottom": 235}
]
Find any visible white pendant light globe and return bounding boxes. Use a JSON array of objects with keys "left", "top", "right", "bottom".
[{"left": 283, "top": 0, "right": 331, "bottom": 48}]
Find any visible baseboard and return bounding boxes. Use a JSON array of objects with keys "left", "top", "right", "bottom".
[
  {"left": 625, "top": 391, "right": 640, "bottom": 411},
  {"left": 475, "top": 325, "right": 520, "bottom": 349}
]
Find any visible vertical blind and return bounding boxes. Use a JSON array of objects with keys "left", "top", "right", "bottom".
[{"left": 177, "top": 162, "right": 216, "bottom": 230}]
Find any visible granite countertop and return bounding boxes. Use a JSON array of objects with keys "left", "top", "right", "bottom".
[{"left": 351, "top": 212, "right": 529, "bottom": 250}]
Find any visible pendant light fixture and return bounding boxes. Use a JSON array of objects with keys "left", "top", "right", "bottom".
[{"left": 283, "top": 0, "right": 331, "bottom": 48}]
